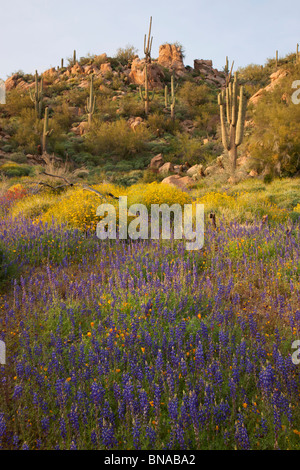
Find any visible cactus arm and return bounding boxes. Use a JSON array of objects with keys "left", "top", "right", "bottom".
[
  {"left": 86, "top": 75, "right": 96, "bottom": 126},
  {"left": 231, "top": 77, "right": 238, "bottom": 126},
  {"left": 165, "top": 85, "right": 169, "bottom": 107},
  {"left": 235, "top": 86, "right": 247, "bottom": 147},
  {"left": 219, "top": 94, "right": 230, "bottom": 151},
  {"left": 30, "top": 70, "right": 43, "bottom": 119},
  {"left": 144, "top": 16, "right": 153, "bottom": 62},
  {"left": 42, "top": 107, "right": 53, "bottom": 153}
]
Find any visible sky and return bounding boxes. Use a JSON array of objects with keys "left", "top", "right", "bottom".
[{"left": 1, "top": 0, "right": 300, "bottom": 79}]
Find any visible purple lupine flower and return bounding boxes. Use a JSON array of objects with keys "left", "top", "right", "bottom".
[
  {"left": 0, "top": 413, "right": 6, "bottom": 442},
  {"left": 12, "top": 384, "right": 23, "bottom": 400},
  {"left": 91, "top": 382, "right": 105, "bottom": 406},
  {"left": 146, "top": 425, "right": 156, "bottom": 448},
  {"left": 168, "top": 397, "right": 179, "bottom": 422},
  {"left": 195, "top": 342, "right": 205, "bottom": 369},
  {"left": 41, "top": 417, "right": 50, "bottom": 433},
  {"left": 59, "top": 416, "right": 67, "bottom": 439},
  {"left": 132, "top": 419, "right": 141, "bottom": 450},
  {"left": 155, "top": 350, "right": 164, "bottom": 371},
  {"left": 69, "top": 404, "right": 80, "bottom": 433},
  {"left": 234, "top": 413, "right": 251, "bottom": 450}
]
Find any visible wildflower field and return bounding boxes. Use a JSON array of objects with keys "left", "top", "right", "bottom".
[{"left": 0, "top": 179, "right": 300, "bottom": 450}]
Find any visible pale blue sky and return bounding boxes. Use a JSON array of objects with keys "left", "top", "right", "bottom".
[{"left": 1, "top": 0, "right": 299, "bottom": 78}]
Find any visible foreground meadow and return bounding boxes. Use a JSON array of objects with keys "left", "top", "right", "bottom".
[{"left": 0, "top": 178, "right": 300, "bottom": 450}]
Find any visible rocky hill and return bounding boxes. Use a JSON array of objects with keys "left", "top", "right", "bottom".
[{"left": 0, "top": 44, "right": 299, "bottom": 188}]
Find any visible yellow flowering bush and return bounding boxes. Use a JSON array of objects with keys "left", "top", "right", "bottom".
[
  {"left": 236, "top": 192, "right": 289, "bottom": 222},
  {"left": 7, "top": 183, "right": 25, "bottom": 193},
  {"left": 196, "top": 192, "right": 235, "bottom": 212},
  {"left": 10, "top": 193, "right": 59, "bottom": 220},
  {"left": 294, "top": 203, "right": 300, "bottom": 213},
  {"left": 37, "top": 182, "right": 192, "bottom": 231},
  {"left": 195, "top": 190, "right": 289, "bottom": 223},
  {"left": 127, "top": 182, "right": 192, "bottom": 210},
  {"left": 41, "top": 188, "right": 112, "bottom": 231}
]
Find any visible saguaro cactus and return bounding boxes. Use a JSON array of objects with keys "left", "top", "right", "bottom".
[
  {"left": 144, "top": 16, "right": 153, "bottom": 63},
  {"left": 297, "top": 44, "right": 299, "bottom": 63},
  {"left": 73, "top": 50, "right": 77, "bottom": 65},
  {"left": 30, "top": 70, "right": 43, "bottom": 119},
  {"left": 165, "top": 71, "right": 177, "bottom": 120},
  {"left": 139, "top": 63, "right": 154, "bottom": 115},
  {"left": 86, "top": 75, "right": 96, "bottom": 126},
  {"left": 218, "top": 72, "right": 247, "bottom": 172},
  {"left": 42, "top": 107, "right": 53, "bottom": 154}
]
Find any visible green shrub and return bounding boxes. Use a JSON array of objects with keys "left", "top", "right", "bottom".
[
  {"left": 85, "top": 118, "right": 151, "bottom": 158},
  {"left": 247, "top": 62, "right": 300, "bottom": 176},
  {"left": 9, "top": 152, "right": 28, "bottom": 164},
  {"left": 5, "top": 89, "right": 33, "bottom": 115},
  {"left": 115, "top": 45, "right": 138, "bottom": 65},
  {"left": 0, "top": 162, "right": 33, "bottom": 178},
  {"left": 11, "top": 108, "right": 43, "bottom": 154}
]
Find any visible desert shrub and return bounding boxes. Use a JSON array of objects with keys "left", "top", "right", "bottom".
[
  {"left": 247, "top": 63, "right": 300, "bottom": 176},
  {"left": 51, "top": 102, "right": 74, "bottom": 132},
  {"left": 93, "top": 95, "right": 119, "bottom": 119},
  {"left": 169, "top": 132, "right": 203, "bottom": 165},
  {"left": 10, "top": 193, "right": 59, "bottom": 220},
  {"left": 117, "top": 94, "right": 145, "bottom": 117},
  {"left": 0, "top": 162, "right": 33, "bottom": 178},
  {"left": 237, "top": 63, "right": 268, "bottom": 83},
  {"left": 10, "top": 108, "right": 43, "bottom": 153},
  {"left": 8, "top": 152, "right": 28, "bottom": 164},
  {"left": 85, "top": 118, "right": 151, "bottom": 158},
  {"left": 195, "top": 190, "right": 289, "bottom": 223},
  {"left": 111, "top": 170, "right": 143, "bottom": 187},
  {"left": 40, "top": 184, "right": 123, "bottom": 231},
  {"left": 115, "top": 45, "right": 138, "bottom": 65},
  {"left": 49, "top": 79, "right": 71, "bottom": 96},
  {"left": 142, "top": 169, "right": 165, "bottom": 183},
  {"left": 63, "top": 86, "right": 89, "bottom": 108},
  {"left": 39, "top": 182, "right": 192, "bottom": 231},
  {"left": 178, "top": 82, "right": 218, "bottom": 124},
  {"left": 146, "top": 113, "right": 175, "bottom": 135},
  {"left": 93, "top": 54, "right": 109, "bottom": 68},
  {"left": 5, "top": 89, "right": 33, "bottom": 116},
  {"left": 126, "top": 182, "right": 191, "bottom": 210}
]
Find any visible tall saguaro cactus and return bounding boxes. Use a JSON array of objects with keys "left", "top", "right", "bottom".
[
  {"left": 30, "top": 70, "right": 43, "bottom": 119},
  {"left": 42, "top": 107, "right": 53, "bottom": 154},
  {"left": 139, "top": 63, "right": 154, "bottom": 115},
  {"left": 86, "top": 75, "right": 96, "bottom": 127},
  {"left": 218, "top": 72, "right": 247, "bottom": 172},
  {"left": 144, "top": 16, "right": 153, "bottom": 63}
]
